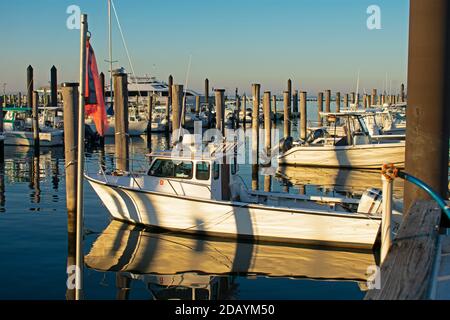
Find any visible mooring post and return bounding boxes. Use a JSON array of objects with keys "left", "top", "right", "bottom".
[
  {"left": 171, "top": 84, "right": 183, "bottom": 145},
  {"left": 381, "top": 174, "right": 393, "bottom": 264},
  {"left": 325, "top": 90, "right": 331, "bottom": 113},
  {"left": 317, "top": 92, "right": 323, "bottom": 126},
  {"left": 363, "top": 94, "right": 367, "bottom": 109},
  {"left": 300, "top": 91, "right": 307, "bottom": 140},
  {"left": 371, "top": 89, "right": 377, "bottom": 107},
  {"left": 263, "top": 91, "right": 272, "bottom": 166},
  {"left": 98, "top": 72, "right": 106, "bottom": 148},
  {"left": 236, "top": 95, "right": 241, "bottom": 129},
  {"left": 283, "top": 91, "right": 290, "bottom": 138},
  {"left": 400, "top": 83, "right": 405, "bottom": 102},
  {"left": 404, "top": 0, "right": 450, "bottom": 219},
  {"left": 50, "top": 66, "right": 57, "bottom": 107},
  {"left": 272, "top": 95, "right": 277, "bottom": 126},
  {"left": 335, "top": 92, "right": 341, "bottom": 113},
  {"left": 344, "top": 93, "right": 349, "bottom": 110},
  {"left": 205, "top": 78, "right": 211, "bottom": 128},
  {"left": 32, "top": 91, "right": 40, "bottom": 153},
  {"left": 62, "top": 83, "right": 79, "bottom": 214},
  {"left": 242, "top": 94, "right": 247, "bottom": 131},
  {"left": 166, "top": 75, "right": 173, "bottom": 134},
  {"left": 27, "top": 65, "right": 33, "bottom": 108},
  {"left": 351, "top": 92, "right": 355, "bottom": 104},
  {"left": 292, "top": 90, "right": 298, "bottom": 114},
  {"left": 195, "top": 95, "right": 200, "bottom": 116},
  {"left": 215, "top": 89, "right": 225, "bottom": 136},
  {"left": 147, "top": 93, "right": 153, "bottom": 150},
  {"left": 355, "top": 93, "right": 360, "bottom": 108},
  {"left": 252, "top": 84, "right": 260, "bottom": 191},
  {"left": 287, "top": 79, "right": 292, "bottom": 113},
  {"left": 113, "top": 70, "right": 129, "bottom": 172}
]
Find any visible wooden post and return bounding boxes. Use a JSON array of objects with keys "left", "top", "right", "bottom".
[
  {"left": 195, "top": 95, "right": 200, "bottom": 116},
  {"left": 113, "top": 71, "right": 129, "bottom": 172},
  {"left": 363, "top": 94, "right": 367, "bottom": 109},
  {"left": 325, "top": 90, "right": 331, "bottom": 113},
  {"left": 263, "top": 91, "right": 271, "bottom": 166},
  {"left": 166, "top": 75, "right": 173, "bottom": 134},
  {"left": 252, "top": 84, "right": 260, "bottom": 191},
  {"left": 205, "top": 78, "right": 211, "bottom": 128},
  {"left": 335, "top": 92, "right": 341, "bottom": 113},
  {"left": 264, "top": 175, "right": 271, "bottom": 193},
  {"left": 272, "top": 95, "right": 277, "bottom": 126},
  {"left": 27, "top": 65, "right": 33, "bottom": 108},
  {"left": 381, "top": 175, "right": 393, "bottom": 264},
  {"left": 215, "top": 89, "right": 225, "bottom": 136},
  {"left": 99, "top": 72, "right": 106, "bottom": 147},
  {"left": 147, "top": 93, "right": 153, "bottom": 150},
  {"left": 371, "top": 89, "right": 377, "bottom": 107},
  {"left": 292, "top": 90, "right": 298, "bottom": 114},
  {"left": 242, "top": 94, "right": 247, "bottom": 130},
  {"left": 404, "top": 0, "right": 450, "bottom": 218},
  {"left": 171, "top": 84, "right": 183, "bottom": 144},
  {"left": 283, "top": 91, "right": 290, "bottom": 138},
  {"left": 236, "top": 95, "right": 241, "bottom": 129},
  {"left": 351, "top": 92, "right": 355, "bottom": 104},
  {"left": 50, "top": 66, "right": 57, "bottom": 107},
  {"left": 355, "top": 93, "right": 360, "bottom": 108},
  {"left": 32, "top": 91, "right": 40, "bottom": 153},
  {"left": 287, "top": 79, "right": 292, "bottom": 113},
  {"left": 317, "top": 92, "right": 323, "bottom": 126},
  {"left": 300, "top": 91, "right": 307, "bottom": 140},
  {"left": 344, "top": 93, "right": 349, "bottom": 109},
  {"left": 62, "top": 83, "right": 79, "bottom": 214},
  {"left": 400, "top": 83, "right": 405, "bottom": 102}
]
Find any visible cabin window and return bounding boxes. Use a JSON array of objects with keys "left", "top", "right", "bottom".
[
  {"left": 195, "top": 161, "right": 210, "bottom": 181},
  {"left": 213, "top": 162, "right": 220, "bottom": 180},
  {"left": 148, "top": 159, "right": 193, "bottom": 179}
]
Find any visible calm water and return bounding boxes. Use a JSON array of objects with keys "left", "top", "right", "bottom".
[{"left": 0, "top": 107, "right": 393, "bottom": 300}]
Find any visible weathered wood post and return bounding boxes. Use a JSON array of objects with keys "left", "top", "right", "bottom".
[
  {"left": 195, "top": 95, "right": 200, "bottom": 116},
  {"left": 263, "top": 91, "right": 272, "bottom": 166},
  {"left": 166, "top": 75, "right": 173, "bottom": 134},
  {"left": 355, "top": 93, "right": 360, "bottom": 108},
  {"left": 335, "top": 92, "right": 341, "bottom": 113},
  {"left": 300, "top": 91, "right": 307, "bottom": 140},
  {"left": 272, "top": 95, "right": 277, "bottom": 126},
  {"left": 283, "top": 91, "right": 290, "bottom": 138},
  {"left": 287, "top": 79, "right": 292, "bottom": 113},
  {"left": 371, "top": 89, "right": 377, "bottom": 107},
  {"left": 351, "top": 92, "right": 355, "bottom": 104},
  {"left": 242, "top": 94, "right": 247, "bottom": 131},
  {"left": 325, "top": 90, "right": 331, "bottom": 113},
  {"left": 215, "top": 89, "right": 225, "bottom": 136},
  {"left": 32, "top": 91, "right": 40, "bottom": 153},
  {"left": 236, "top": 95, "right": 241, "bottom": 129},
  {"left": 363, "top": 94, "right": 367, "bottom": 109},
  {"left": 344, "top": 93, "right": 349, "bottom": 109},
  {"left": 113, "top": 70, "right": 129, "bottom": 172},
  {"left": 27, "top": 65, "right": 33, "bottom": 108},
  {"left": 171, "top": 84, "right": 183, "bottom": 145},
  {"left": 400, "top": 83, "right": 405, "bottom": 102},
  {"left": 381, "top": 174, "right": 393, "bottom": 264},
  {"left": 50, "top": 66, "right": 57, "bottom": 107},
  {"left": 98, "top": 72, "right": 106, "bottom": 148},
  {"left": 252, "top": 84, "right": 260, "bottom": 191},
  {"left": 317, "top": 92, "right": 323, "bottom": 126},
  {"left": 292, "top": 90, "right": 298, "bottom": 114},
  {"left": 404, "top": 0, "right": 450, "bottom": 219},
  {"left": 62, "top": 83, "right": 79, "bottom": 214},
  {"left": 147, "top": 93, "right": 153, "bottom": 150},
  {"left": 205, "top": 78, "right": 211, "bottom": 128}
]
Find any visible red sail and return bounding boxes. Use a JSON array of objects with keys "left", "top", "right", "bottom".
[{"left": 85, "top": 38, "right": 108, "bottom": 136}]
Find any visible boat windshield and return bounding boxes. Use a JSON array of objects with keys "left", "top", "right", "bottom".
[{"left": 148, "top": 159, "right": 193, "bottom": 179}]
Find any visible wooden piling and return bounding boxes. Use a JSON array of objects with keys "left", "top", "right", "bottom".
[
  {"left": 371, "top": 89, "right": 377, "bottom": 107},
  {"left": 252, "top": 84, "right": 260, "bottom": 191},
  {"left": 113, "top": 71, "right": 129, "bottom": 172},
  {"left": 363, "top": 94, "right": 367, "bottom": 109},
  {"left": 335, "top": 92, "right": 341, "bottom": 113},
  {"left": 195, "top": 95, "right": 200, "bottom": 116},
  {"left": 62, "top": 83, "right": 79, "bottom": 213},
  {"left": 317, "top": 92, "right": 323, "bottom": 126},
  {"left": 300, "top": 91, "right": 307, "bottom": 140},
  {"left": 147, "top": 93, "right": 153, "bottom": 150},
  {"left": 351, "top": 92, "right": 355, "bottom": 104},
  {"left": 50, "top": 66, "right": 57, "bottom": 107},
  {"left": 215, "top": 89, "right": 225, "bottom": 136},
  {"left": 325, "top": 90, "right": 331, "bottom": 113},
  {"left": 171, "top": 84, "right": 183, "bottom": 144},
  {"left": 205, "top": 78, "right": 211, "bottom": 128},
  {"left": 344, "top": 94, "right": 349, "bottom": 109},
  {"left": 242, "top": 94, "right": 247, "bottom": 130},
  {"left": 99, "top": 72, "right": 106, "bottom": 147},
  {"left": 292, "top": 90, "right": 298, "bottom": 114},
  {"left": 272, "top": 95, "right": 277, "bottom": 126},
  {"left": 287, "top": 79, "right": 292, "bottom": 112},
  {"left": 236, "top": 95, "right": 241, "bottom": 129},
  {"left": 404, "top": 0, "right": 450, "bottom": 218},
  {"left": 401, "top": 83, "right": 405, "bottom": 102},
  {"left": 32, "top": 91, "right": 40, "bottom": 153},
  {"left": 27, "top": 65, "right": 33, "bottom": 108},
  {"left": 166, "top": 75, "right": 173, "bottom": 134},
  {"left": 263, "top": 91, "right": 271, "bottom": 166},
  {"left": 283, "top": 91, "right": 290, "bottom": 138}
]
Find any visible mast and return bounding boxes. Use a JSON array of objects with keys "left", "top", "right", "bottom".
[{"left": 108, "top": 0, "right": 113, "bottom": 107}]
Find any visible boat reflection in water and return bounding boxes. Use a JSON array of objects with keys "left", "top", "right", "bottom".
[
  {"left": 85, "top": 221, "right": 377, "bottom": 300},
  {"left": 276, "top": 166, "right": 404, "bottom": 199}
]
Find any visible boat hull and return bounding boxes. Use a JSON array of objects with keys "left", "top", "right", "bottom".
[
  {"left": 4, "top": 130, "right": 64, "bottom": 146},
  {"left": 86, "top": 174, "right": 381, "bottom": 249},
  {"left": 278, "top": 142, "right": 405, "bottom": 169}
]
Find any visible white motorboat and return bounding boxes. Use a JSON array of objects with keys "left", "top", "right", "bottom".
[
  {"left": 86, "top": 135, "right": 398, "bottom": 249},
  {"left": 278, "top": 112, "right": 405, "bottom": 169}
]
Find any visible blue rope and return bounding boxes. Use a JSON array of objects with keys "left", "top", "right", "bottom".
[{"left": 397, "top": 171, "right": 450, "bottom": 220}]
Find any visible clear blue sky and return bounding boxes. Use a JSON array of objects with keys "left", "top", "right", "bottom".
[{"left": 0, "top": 0, "right": 409, "bottom": 95}]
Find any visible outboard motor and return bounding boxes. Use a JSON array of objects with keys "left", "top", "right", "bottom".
[{"left": 278, "top": 136, "right": 294, "bottom": 153}]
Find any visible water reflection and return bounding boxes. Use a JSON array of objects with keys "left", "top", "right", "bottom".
[{"left": 85, "top": 221, "right": 376, "bottom": 300}]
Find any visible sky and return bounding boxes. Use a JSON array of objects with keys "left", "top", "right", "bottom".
[{"left": 0, "top": 0, "right": 410, "bottom": 95}]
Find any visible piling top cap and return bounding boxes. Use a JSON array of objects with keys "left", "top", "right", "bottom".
[
  {"left": 214, "top": 89, "right": 225, "bottom": 92},
  {"left": 112, "top": 67, "right": 126, "bottom": 76},
  {"left": 62, "top": 82, "right": 79, "bottom": 87}
]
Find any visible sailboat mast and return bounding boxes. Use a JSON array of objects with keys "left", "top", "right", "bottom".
[{"left": 108, "top": 0, "right": 113, "bottom": 106}]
